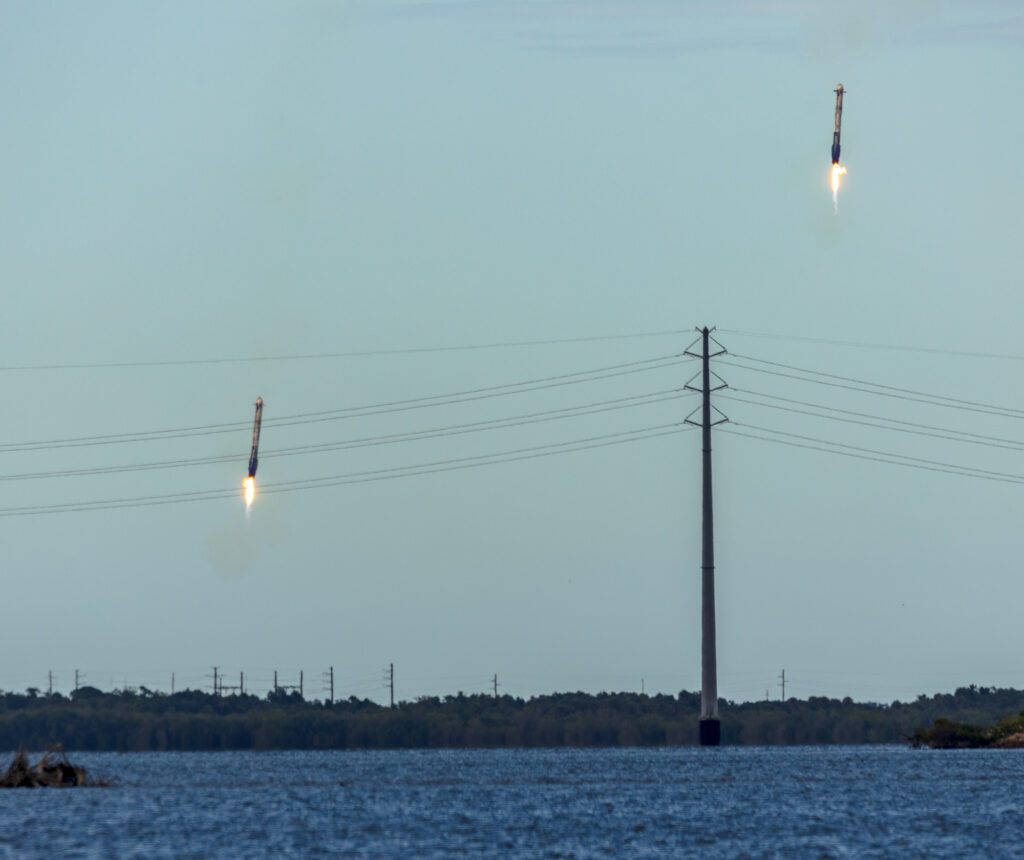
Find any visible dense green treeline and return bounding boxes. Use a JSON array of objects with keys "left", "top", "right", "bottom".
[
  {"left": 909, "top": 710, "right": 1024, "bottom": 748},
  {"left": 0, "top": 685, "right": 1021, "bottom": 751}
]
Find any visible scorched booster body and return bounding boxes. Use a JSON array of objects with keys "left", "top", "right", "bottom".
[
  {"left": 248, "top": 397, "right": 263, "bottom": 479},
  {"left": 832, "top": 84, "right": 844, "bottom": 165},
  {"left": 829, "top": 84, "right": 848, "bottom": 211}
]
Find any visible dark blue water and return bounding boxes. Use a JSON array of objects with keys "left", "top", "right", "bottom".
[{"left": 0, "top": 746, "right": 1021, "bottom": 858}]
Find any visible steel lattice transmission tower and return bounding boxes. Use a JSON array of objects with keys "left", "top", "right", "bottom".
[{"left": 685, "top": 327, "right": 728, "bottom": 746}]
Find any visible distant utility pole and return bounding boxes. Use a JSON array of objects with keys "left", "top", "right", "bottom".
[
  {"left": 641, "top": 678, "right": 645, "bottom": 696},
  {"left": 323, "top": 667, "right": 335, "bottom": 705},
  {"left": 779, "top": 669, "right": 786, "bottom": 702},
  {"left": 47, "top": 671, "right": 53, "bottom": 696},
  {"left": 685, "top": 327, "right": 728, "bottom": 747},
  {"left": 493, "top": 674, "right": 499, "bottom": 698},
  {"left": 211, "top": 666, "right": 219, "bottom": 696},
  {"left": 171, "top": 672, "right": 175, "bottom": 695},
  {"left": 384, "top": 663, "right": 395, "bottom": 708},
  {"left": 74, "top": 670, "right": 84, "bottom": 693},
  {"left": 218, "top": 672, "right": 242, "bottom": 696},
  {"left": 275, "top": 671, "right": 303, "bottom": 698}
]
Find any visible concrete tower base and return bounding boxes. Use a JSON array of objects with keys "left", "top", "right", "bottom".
[{"left": 699, "top": 718, "right": 721, "bottom": 746}]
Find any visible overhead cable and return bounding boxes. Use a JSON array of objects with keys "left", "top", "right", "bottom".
[
  {"left": 719, "top": 391, "right": 1024, "bottom": 452},
  {"left": 718, "top": 329, "right": 1024, "bottom": 362},
  {"left": 722, "top": 424, "right": 1024, "bottom": 485},
  {"left": 0, "top": 329, "right": 692, "bottom": 372},
  {"left": 0, "top": 389, "right": 694, "bottom": 481},
  {"left": 721, "top": 355, "right": 1024, "bottom": 419},
  {"left": 0, "top": 353, "right": 692, "bottom": 453},
  {"left": 0, "top": 423, "right": 693, "bottom": 516}
]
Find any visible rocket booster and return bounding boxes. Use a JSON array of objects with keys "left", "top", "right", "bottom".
[
  {"left": 831, "top": 84, "right": 844, "bottom": 164},
  {"left": 248, "top": 397, "right": 263, "bottom": 479}
]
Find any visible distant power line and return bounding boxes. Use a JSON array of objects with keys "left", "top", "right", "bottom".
[
  {"left": 0, "top": 329, "right": 693, "bottom": 372},
  {"left": 3, "top": 337, "right": 1023, "bottom": 516},
  {"left": 0, "top": 423, "right": 692, "bottom": 516},
  {"left": 0, "top": 352, "right": 692, "bottom": 452},
  {"left": 723, "top": 424, "right": 1024, "bottom": 485},
  {"left": 7, "top": 327, "right": 1019, "bottom": 371},
  {"left": 0, "top": 389, "right": 693, "bottom": 481},
  {"left": 719, "top": 329, "right": 1024, "bottom": 362},
  {"left": 719, "top": 390, "right": 1024, "bottom": 452},
  {"left": 721, "top": 355, "right": 1024, "bottom": 419}
]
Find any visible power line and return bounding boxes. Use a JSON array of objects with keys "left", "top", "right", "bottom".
[
  {"left": 0, "top": 352, "right": 692, "bottom": 453},
  {"left": 719, "top": 390, "right": 1024, "bottom": 452},
  {"left": 0, "top": 423, "right": 693, "bottom": 516},
  {"left": 0, "top": 329, "right": 693, "bottom": 372},
  {"left": 0, "top": 389, "right": 694, "bottom": 482},
  {"left": 0, "top": 418, "right": 250, "bottom": 452},
  {"left": 244, "top": 423, "right": 690, "bottom": 496},
  {"left": 721, "top": 354, "right": 1024, "bottom": 419},
  {"left": 722, "top": 423, "right": 1024, "bottom": 485},
  {"left": 257, "top": 390, "right": 690, "bottom": 462},
  {"left": 261, "top": 355, "right": 691, "bottom": 427},
  {"left": 718, "top": 328, "right": 1024, "bottom": 362}
]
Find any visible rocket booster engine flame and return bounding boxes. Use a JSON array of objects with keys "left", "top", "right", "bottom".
[
  {"left": 243, "top": 397, "right": 263, "bottom": 509},
  {"left": 831, "top": 162, "right": 847, "bottom": 198},
  {"left": 831, "top": 162, "right": 848, "bottom": 212}
]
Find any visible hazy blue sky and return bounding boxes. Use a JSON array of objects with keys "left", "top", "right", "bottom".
[{"left": 1, "top": 0, "right": 1021, "bottom": 704}]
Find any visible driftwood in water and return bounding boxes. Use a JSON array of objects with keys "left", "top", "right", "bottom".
[{"left": 0, "top": 746, "right": 89, "bottom": 788}]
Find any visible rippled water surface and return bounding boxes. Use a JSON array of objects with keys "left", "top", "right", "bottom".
[{"left": 0, "top": 746, "right": 1022, "bottom": 858}]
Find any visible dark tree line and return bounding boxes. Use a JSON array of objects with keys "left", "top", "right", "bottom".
[
  {"left": 910, "top": 709, "right": 1024, "bottom": 748},
  {"left": 0, "top": 685, "right": 1020, "bottom": 751}
]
